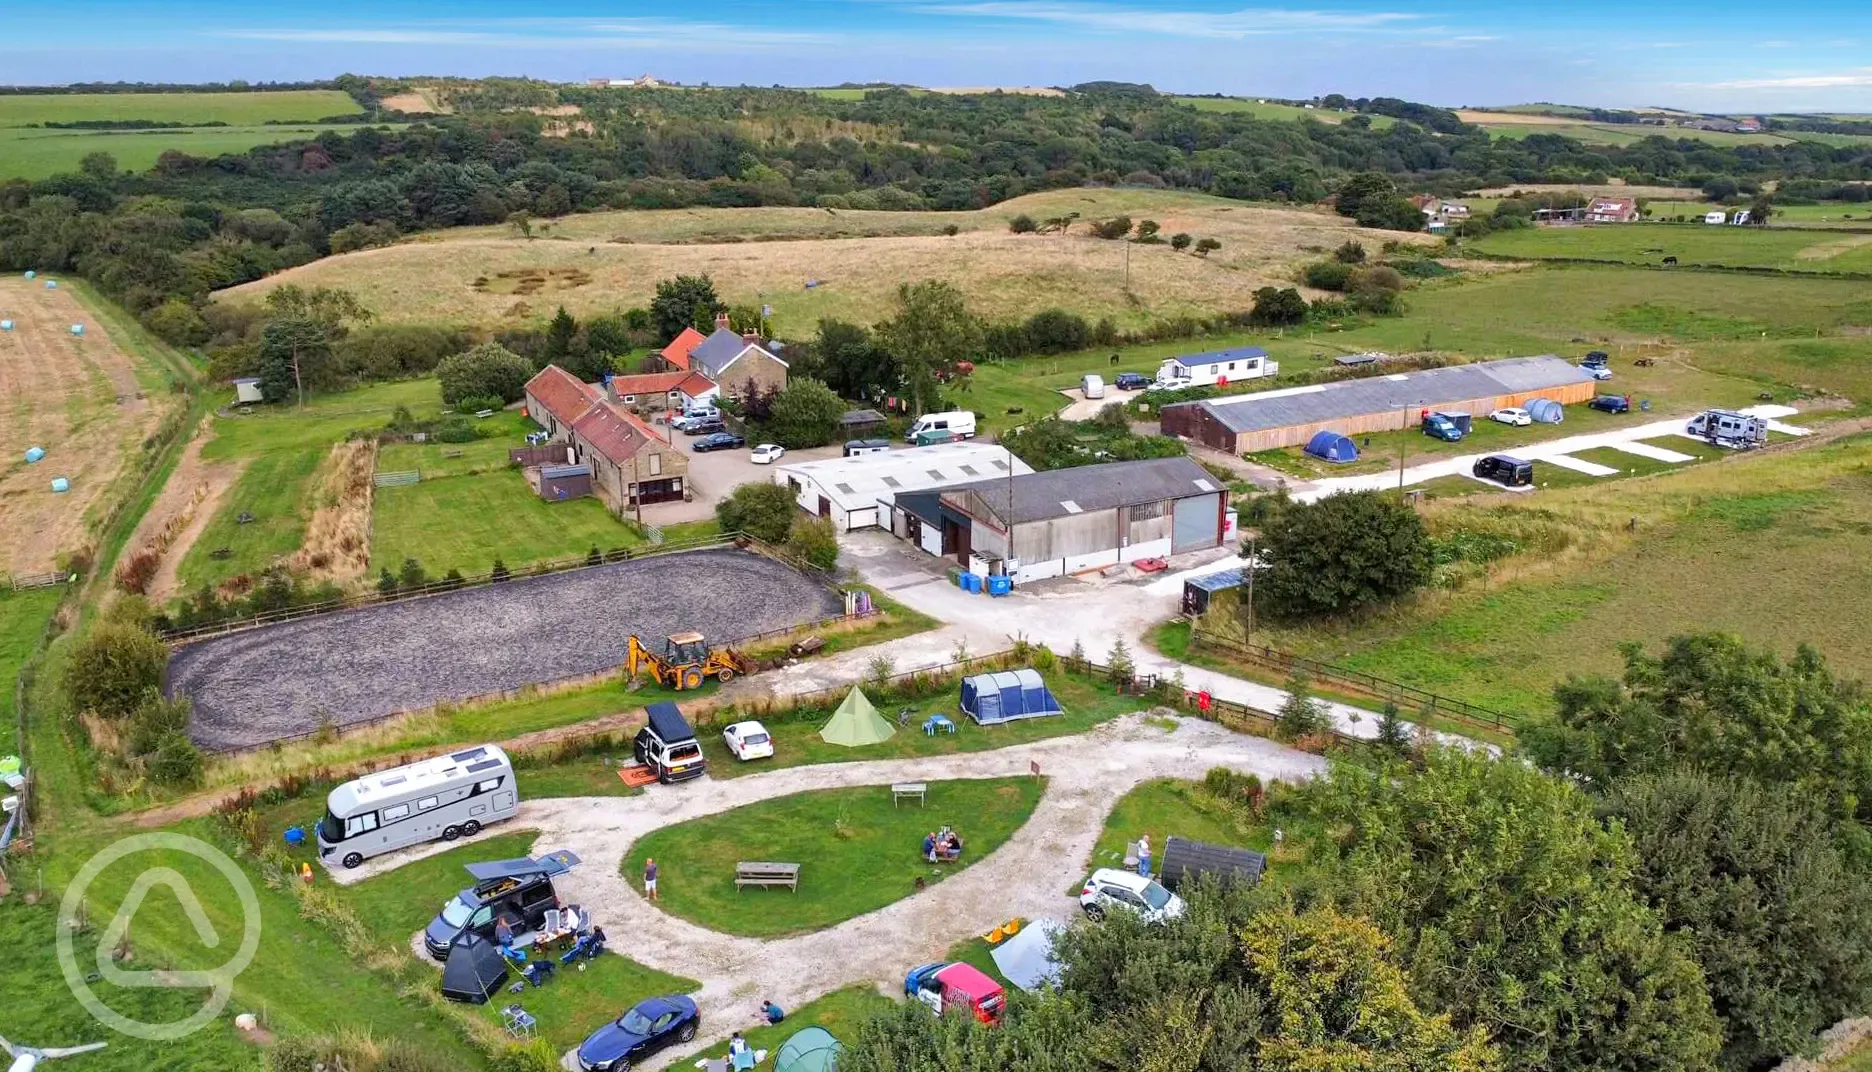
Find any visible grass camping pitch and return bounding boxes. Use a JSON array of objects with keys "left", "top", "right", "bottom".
[
  {"left": 1467, "top": 223, "right": 1872, "bottom": 273},
  {"left": 622, "top": 777, "right": 1044, "bottom": 937}
]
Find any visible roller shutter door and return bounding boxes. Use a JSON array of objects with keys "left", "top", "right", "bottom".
[{"left": 1171, "top": 493, "right": 1220, "bottom": 553}]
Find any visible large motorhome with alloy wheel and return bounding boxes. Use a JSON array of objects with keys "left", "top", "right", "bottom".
[{"left": 318, "top": 745, "right": 518, "bottom": 869}]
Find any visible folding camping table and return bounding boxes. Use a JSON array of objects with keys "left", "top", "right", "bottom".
[
  {"left": 923, "top": 715, "right": 956, "bottom": 736},
  {"left": 501, "top": 1005, "right": 536, "bottom": 1040}
]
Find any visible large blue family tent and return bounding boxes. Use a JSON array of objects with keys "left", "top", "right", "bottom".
[
  {"left": 1525, "top": 398, "right": 1565, "bottom": 424},
  {"left": 1303, "top": 430, "right": 1359, "bottom": 464},
  {"left": 960, "top": 669, "right": 1062, "bottom": 725}
]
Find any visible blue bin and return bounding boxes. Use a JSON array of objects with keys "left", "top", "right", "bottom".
[
  {"left": 987, "top": 575, "right": 1012, "bottom": 597},
  {"left": 960, "top": 572, "right": 982, "bottom": 594}
]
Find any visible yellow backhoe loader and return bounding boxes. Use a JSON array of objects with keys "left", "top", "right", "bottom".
[{"left": 624, "top": 631, "right": 753, "bottom": 691}]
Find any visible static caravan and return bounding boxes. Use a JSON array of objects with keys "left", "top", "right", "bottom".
[{"left": 1153, "top": 347, "right": 1278, "bottom": 391}]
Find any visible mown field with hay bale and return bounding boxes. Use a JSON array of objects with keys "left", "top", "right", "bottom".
[{"left": 217, "top": 188, "right": 1435, "bottom": 333}]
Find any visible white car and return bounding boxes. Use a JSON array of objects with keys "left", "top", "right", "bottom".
[
  {"left": 750, "top": 444, "right": 786, "bottom": 465},
  {"left": 1489, "top": 407, "right": 1532, "bottom": 427},
  {"left": 1079, "top": 868, "right": 1185, "bottom": 924},
  {"left": 1583, "top": 365, "right": 1614, "bottom": 381},
  {"left": 721, "top": 721, "right": 773, "bottom": 761}
]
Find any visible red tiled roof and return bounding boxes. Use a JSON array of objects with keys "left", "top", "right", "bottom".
[
  {"left": 572, "top": 402, "right": 648, "bottom": 464},
  {"left": 675, "top": 372, "right": 718, "bottom": 398},
  {"left": 608, "top": 371, "right": 688, "bottom": 396},
  {"left": 526, "top": 365, "right": 603, "bottom": 425},
  {"left": 659, "top": 327, "right": 706, "bottom": 372}
]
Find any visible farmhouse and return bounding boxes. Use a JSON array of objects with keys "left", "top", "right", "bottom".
[
  {"left": 521, "top": 364, "right": 690, "bottom": 510},
  {"left": 688, "top": 314, "right": 789, "bottom": 399},
  {"left": 892, "top": 457, "right": 1227, "bottom": 583},
  {"left": 1586, "top": 197, "right": 1640, "bottom": 223},
  {"left": 605, "top": 369, "right": 719, "bottom": 414},
  {"left": 654, "top": 326, "right": 707, "bottom": 373},
  {"left": 1159, "top": 355, "right": 1596, "bottom": 454},
  {"left": 1153, "top": 346, "right": 1278, "bottom": 390},
  {"left": 775, "top": 442, "right": 1030, "bottom": 533}
]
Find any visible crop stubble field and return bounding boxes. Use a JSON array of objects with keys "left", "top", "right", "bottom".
[
  {"left": 219, "top": 189, "right": 1436, "bottom": 333},
  {"left": 0, "top": 279, "right": 168, "bottom": 577}
]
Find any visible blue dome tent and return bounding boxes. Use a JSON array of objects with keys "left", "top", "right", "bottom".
[
  {"left": 1303, "top": 430, "right": 1359, "bottom": 463},
  {"left": 1525, "top": 398, "right": 1564, "bottom": 424},
  {"left": 959, "top": 669, "right": 1062, "bottom": 725}
]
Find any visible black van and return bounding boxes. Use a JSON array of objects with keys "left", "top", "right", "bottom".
[
  {"left": 1473, "top": 454, "right": 1534, "bottom": 487},
  {"left": 422, "top": 851, "right": 580, "bottom": 959},
  {"left": 634, "top": 701, "right": 706, "bottom": 783}
]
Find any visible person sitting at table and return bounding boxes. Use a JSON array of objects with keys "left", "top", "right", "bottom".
[
  {"left": 922, "top": 831, "right": 937, "bottom": 863},
  {"left": 944, "top": 830, "right": 964, "bottom": 859}
]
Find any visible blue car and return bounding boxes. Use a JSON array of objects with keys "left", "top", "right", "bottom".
[{"left": 576, "top": 995, "right": 699, "bottom": 1070}]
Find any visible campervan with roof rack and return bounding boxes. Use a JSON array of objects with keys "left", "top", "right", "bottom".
[{"left": 318, "top": 745, "right": 518, "bottom": 869}]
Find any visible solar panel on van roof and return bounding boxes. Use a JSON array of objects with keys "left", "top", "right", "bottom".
[
  {"left": 466, "top": 759, "right": 503, "bottom": 774},
  {"left": 451, "top": 746, "right": 487, "bottom": 762}
]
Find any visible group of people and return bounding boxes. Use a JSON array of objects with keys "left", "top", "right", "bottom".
[
  {"left": 718, "top": 1003, "right": 785, "bottom": 1070},
  {"left": 922, "top": 826, "right": 965, "bottom": 863},
  {"left": 491, "top": 896, "right": 606, "bottom": 966}
]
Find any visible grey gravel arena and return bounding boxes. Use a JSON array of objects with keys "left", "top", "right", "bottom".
[{"left": 167, "top": 549, "right": 842, "bottom": 751}]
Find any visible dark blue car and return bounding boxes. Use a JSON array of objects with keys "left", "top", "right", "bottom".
[
  {"left": 692, "top": 431, "right": 745, "bottom": 453},
  {"left": 576, "top": 995, "right": 699, "bottom": 1070}
]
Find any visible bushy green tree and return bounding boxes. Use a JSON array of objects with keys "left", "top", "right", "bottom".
[
  {"left": 649, "top": 274, "right": 724, "bottom": 342},
  {"left": 1303, "top": 749, "right": 1722, "bottom": 1072},
  {"left": 1275, "top": 670, "right": 1330, "bottom": 740},
  {"left": 765, "top": 379, "right": 845, "bottom": 448},
  {"left": 785, "top": 516, "right": 839, "bottom": 570},
  {"left": 811, "top": 318, "right": 897, "bottom": 400},
  {"left": 1522, "top": 633, "right": 1872, "bottom": 820},
  {"left": 1334, "top": 239, "right": 1368, "bottom": 263},
  {"left": 876, "top": 280, "right": 981, "bottom": 415},
  {"left": 1605, "top": 772, "right": 1872, "bottom": 1070},
  {"left": 1255, "top": 490, "right": 1432, "bottom": 619},
  {"left": 1248, "top": 286, "right": 1307, "bottom": 325},
  {"left": 1170, "top": 232, "right": 1193, "bottom": 251},
  {"left": 64, "top": 621, "right": 168, "bottom": 720},
  {"left": 1007, "top": 213, "right": 1038, "bottom": 234},
  {"left": 1333, "top": 171, "right": 1397, "bottom": 219},
  {"left": 715, "top": 481, "right": 798, "bottom": 544},
  {"left": 436, "top": 342, "right": 533, "bottom": 405}
]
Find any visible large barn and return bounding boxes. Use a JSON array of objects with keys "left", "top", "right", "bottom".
[
  {"left": 1158, "top": 356, "right": 1597, "bottom": 455},
  {"left": 773, "top": 442, "right": 1031, "bottom": 533},
  {"left": 892, "top": 456, "right": 1227, "bottom": 583}
]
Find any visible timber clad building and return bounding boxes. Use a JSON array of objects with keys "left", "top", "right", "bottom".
[
  {"left": 1159, "top": 355, "right": 1597, "bottom": 455},
  {"left": 895, "top": 456, "right": 1227, "bottom": 583}
]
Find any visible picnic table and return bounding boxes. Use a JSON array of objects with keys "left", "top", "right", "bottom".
[
  {"left": 735, "top": 861, "right": 800, "bottom": 892},
  {"left": 892, "top": 782, "right": 927, "bottom": 807},
  {"left": 923, "top": 715, "right": 956, "bottom": 736}
]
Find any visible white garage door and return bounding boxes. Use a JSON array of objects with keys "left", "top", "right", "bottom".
[{"left": 1171, "top": 493, "right": 1220, "bottom": 553}]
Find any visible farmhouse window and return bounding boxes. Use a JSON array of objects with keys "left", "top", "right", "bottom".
[
  {"left": 383, "top": 804, "right": 410, "bottom": 821},
  {"left": 417, "top": 796, "right": 438, "bottom": 811},
  {"left": 649, "top": 453, "right": 662, "bottom": 477}
]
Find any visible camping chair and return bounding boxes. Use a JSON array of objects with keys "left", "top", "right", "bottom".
[
  {"left": 498, "top": 944, "right": 528, "bottom": 966},
  {"left": 522, "top": 960, "right": 556, "bottom": 988}
]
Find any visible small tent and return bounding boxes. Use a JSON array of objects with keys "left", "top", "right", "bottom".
[
  {"left": 774, "top": 1026, "right": 842, "bottom": 1072},
  {"left": 960, "top": 669, "right": 1062, "bottom": 725},
  {"left": 440, "top": 933, "right": 509, "bottom": 1004},
  {"left": 819, "top": 687, "right": 894, "bottom": 747},
  {"left": 1303, "top": 430, "right": 1358, "bottom": 464},
  {"left": 1525, "top": 398, "right": 1564, "bottom": 424}
]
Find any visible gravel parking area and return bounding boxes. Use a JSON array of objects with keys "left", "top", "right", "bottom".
[{"left": 167, "top": 549, "right": 841, "bottom": 751}]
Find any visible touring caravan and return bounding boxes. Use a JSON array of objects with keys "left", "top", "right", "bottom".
[{"left": 318, "top": 745, "right": 518, "bottom": 869}]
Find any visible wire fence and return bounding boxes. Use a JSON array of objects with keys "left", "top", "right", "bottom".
[
  {"left": 1189, "top": 628, "right": 1513, "bottom": 731},
  {"left": 157, "top": 532, "right": 792, "bottom": 644}
]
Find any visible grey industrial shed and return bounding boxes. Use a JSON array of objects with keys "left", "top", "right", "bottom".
[
  {"left": 934, "top": 456, "right": 1226, "bottom": 582},
  {"left": 1159, "top": 356, "right": 1596, "bottom": 454}
]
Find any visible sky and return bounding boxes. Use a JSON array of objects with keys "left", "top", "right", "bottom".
[{"left": 4, "top": 1, "right": 1872, "bottom": 113}]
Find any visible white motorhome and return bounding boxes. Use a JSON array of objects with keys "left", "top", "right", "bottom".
[
  {"left": 905, "top": 411, "right": 977, "bottom": 442},
  {"left": 1153, "top": 347, "right": 1278, "bottom": 390},
  {"left": 317, "top": 745, "right": 518, "bottom": 869}
]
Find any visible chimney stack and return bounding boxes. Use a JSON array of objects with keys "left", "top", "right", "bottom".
[{"left": 715, "top": 312, "right": 731, "bottom": 331}]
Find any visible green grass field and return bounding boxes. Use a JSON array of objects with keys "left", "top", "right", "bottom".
[
  {"left": 0, "top": 123, "right": 391, "bottom": 180},
  {"left": 1173, "top": 97, "right": 1396, "bottom": 128},
  {"left": 623, "top": 777, "right": 1043, "bottom": 937},
  {"left": 1468, "top": 223, "right": 1872, "bottom": 273},
  {"left": 1261, "top": 435, "right": 1872, "bottom": 716},
  {"left": 369, "top": 470, "right": 643, "bottom": 578},
  {"left": 0, "top": 90, "right": 362, "bottom": 127},
  {"left": 335, "top": 830, "right": 699, "bottom": 1052},
  {"left": 1476, "top": 121, "right": 1800, "bottom": 148},
  {"left": 1645, "top": 200, "right": 1872, "bottom": 227},
  {"left": 1087, "top": 777, "right": 1264, "bottom": 874},
  {"left": 0, "top": 588, "right": 62, "bottom": 753},
  {"left": 698, "top": 671, "right": 1146, "bottom": 778}
]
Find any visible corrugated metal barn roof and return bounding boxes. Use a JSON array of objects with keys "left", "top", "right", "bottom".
[
  {"left": 1166, "top": 356, "right": 1590, "bottom": 435},
  {"left": 943, "top": 456, "right": 1221, "bottom": 525}
]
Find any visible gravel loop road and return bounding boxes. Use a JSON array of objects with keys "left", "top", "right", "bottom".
[
  {"left": 367, "top": 713, "right": 1323, "bottom": 1069},
  {"left": 169, "top": 549, "right": 841, "bottom": 750}
]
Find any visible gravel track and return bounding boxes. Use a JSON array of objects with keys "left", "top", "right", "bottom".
[
  {"left": 359, "top": 713, "right": 1324, "bottom": 1070},
  {"left": 168, "top": 549, "right": 841, "bottom": 751}
]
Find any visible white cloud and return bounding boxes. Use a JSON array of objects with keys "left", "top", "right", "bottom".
[
  {"left": 212, "top": 18, "right": 834, "bottom": 50},
  {"left": 1702, "top": 69, "right": 1872, "bottom": 89},
  {"left": 909, "top": 2, "right": 1430, "bottom": 39}
]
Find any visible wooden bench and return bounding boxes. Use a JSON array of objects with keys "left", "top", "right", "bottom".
[
  {"left": 735, "top": 861, "right": 800, "bottom": 892},
  {"left": 892, "top": 782, "right": 927, "bottom": 808}
]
